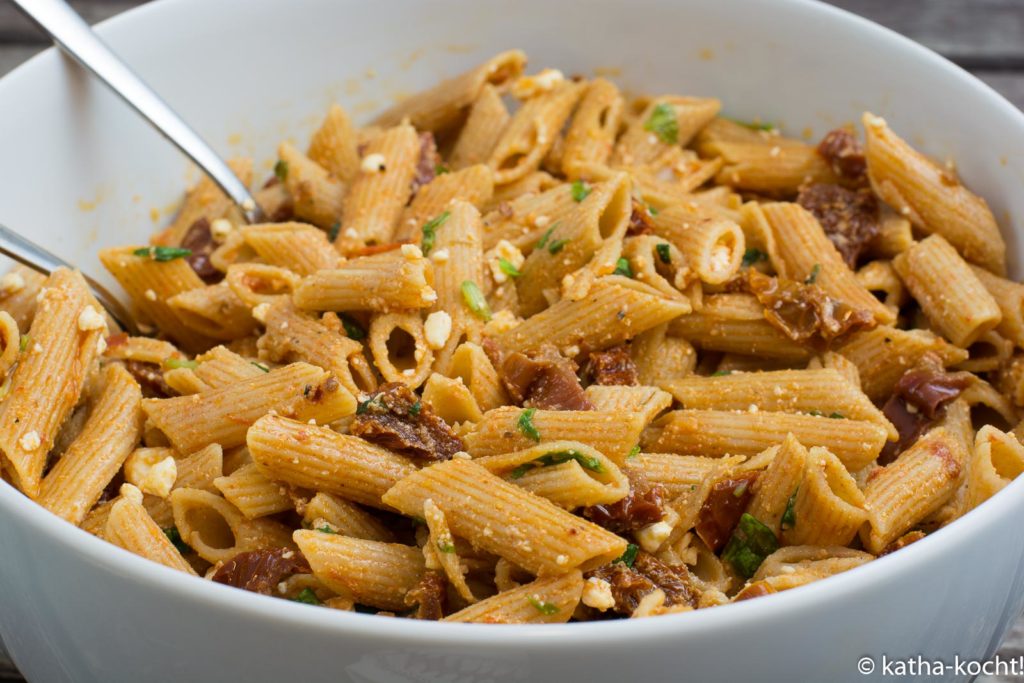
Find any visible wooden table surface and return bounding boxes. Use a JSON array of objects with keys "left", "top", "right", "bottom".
[{"left": 1, "top": 1, "right": 1023, "bottom": 681}]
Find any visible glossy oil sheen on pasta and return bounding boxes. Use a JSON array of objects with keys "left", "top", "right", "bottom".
[{"left": 1, "top": 50, "right": 1022, "bottom": 623}]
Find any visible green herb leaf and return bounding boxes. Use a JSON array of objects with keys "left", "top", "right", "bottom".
[
  {"left": 722, "top": 513, "right": 779, "bottom": 579},
  {"left": 357, "top": 395, "right": 382, "bottom": 415},
  {"left": 409, "top": 401, "right": 422, "bottom": 417},
  {"left": 548, "top": 238, "right": 570, "bottom": 255},
  {"left": 647, "top": 205, "right": 660, "bottom": 216},
  {"left": 571, "top": 179, "right": 592, "bottom": 202},
  {"left": 18, "top": 336, "right": 29, "bottom": 352},
  {"left": 435, "top": 163, "right": 450, "bottom": 175},
  {"left": 725, "top": 117, "right": 777, "bottom": 132},
  {"left": 712, "top": 370, "right": 732, "bottom": 377},
  {"left": 517, "top": 407, "right": 541, "bottom": 442},
  {"left": 133, "top": 246, "right": 192, "bottom": 262},
  {"left": 498, "top": 257, "right": 521, "bottom": 278},
  {"left": 163, "top": 527, "right": 190, "bottom": 555},
  {"left": 656, "top": 243, "right": 672, "bottom": 264},
  {"left": 614, "top": 543, "right": 639, "bottom": 568},
  {"left": 340, "top": 314, "right": 366, "bottom": 341},
  {"left": 436, "top": 539, "right": 456, "bottom": 553},
  {"left": 420, "top": 211, "right": 450, "bottom": 255},
  {"left": 317, "top": 525, "right": 338, "bottom": 534},
  {"left": 829, "top": 411, "right": 844, "bottom": 419},
  {"left": 742, "top": 248, "right": 768, "bottom": 267},
  {"left": 274, "top": 159, "right": 289, "bottom": 182},
  {"left": 627, "top": 445, "right": 641, "bottom": 459},
  {"left": 780, "top": 489, "right": 798, "bottom": 531},
  {"left": 164, "top": 358, "right": 198, "bottom": 370},
  {"left": 644, "top": 102, "right": 679, "bottom": 144},
  {"left": 536, "top": 227, "right": 555, "bottom": 250},
  {"left": 328, "top": 222, "right": 342, "bottom": 242},
  {"left": 292, "top": 587, "right": 322, "bottom": 605},
  {"left": 510, "top": 449, "right": 604, "bottom": 479},
  {"left": 612, "top": 257, "right": 633, "bottom": 278},
  {"left": 805, "top": 263, "right": 821, "bottom": 285},
  {"left": 527, "top": 596, "right": 559, "bottom": 615},
  {"left": 251, "top": 361, "right": 270, "bottom": 373},
  {"left": 460, "top": 280, "right": 492, "bottom": 321}
]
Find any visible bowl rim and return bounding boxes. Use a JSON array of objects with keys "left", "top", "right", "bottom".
[{"left": 2, "top": 0, "right": 1024, "bottom": 647}]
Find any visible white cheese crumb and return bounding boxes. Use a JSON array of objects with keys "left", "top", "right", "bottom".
[
  {"left": 18, "top": 430, "right": 41, "bottom": 451},
  {"left": 252, "top": 302, "right": 271, "bottom": 323},
  {"left": 555, "top": 554, "right": 569, "bottom": 566},
  {"left": 144, "top": 289, "right": 157, "bottom": 301},
  {"left": 431, "top": 248, "right": 450, "bottom": 263},
  {"left": 241, "top": 198, "right": 256, "bottom": 212},
  {"left": 421, "top": 287, "right": 438, "bottom": 303},
  {"left": 748, "top": 404, "right": 759, "bottom": 413},
  {"left": 307, "top": 418, "right": 317, "bottom": 425},
  {"left": 533, "top": 215, "right": 550, "bottom": 229},
  {"left": 424, "top": 311, "right": 452, "bottom": 350},
  {"left": 708, "top": 244, "right": 732, "bottom": 273},
  {"left": 400, "top": 243, "right": 423, "bottom": 260},
  {"left": 96, "top": 336, "right": 107, "bottom": 354},
  {"left": 511, "top": 69, "right": 564, "bottom": 99},
  {"left": 452, "top": 451, "right": 471, "bottom": 460},
  {"left": 582, "top": 577, "right": 615, "bottom": 611},
  {"left": 864, "top": 113, "right": 887, "bottom": 129},
  {"left": 35, "top": 287, "right": 49, "bottom": 303},
  {"left": 343, "top": 227, "right": 359, "bottom": 240},
  {"left": 77, "top": 306, "right": 107, "bottom": 332},
  {"left": 361, "top": 153, "right": 387, "bottom": 173},
  {"left": 636, "top": 520, "right": 674, "bottom": 553},
  {"left": 487, "top": 240, "right": 525, "bottom": 284},
  {"left": 402, "top": 368, "right": 415, "bottom": 377},
  {"left": 0, "top": 272, "right": 25, "bottom": 295},
  {"left": 125, "top": 450, "right": 178, "bottom": 498},
  {"left": 32, "top": 343, "right": 42, "bottom": 353},
  {"left": 769, "top": 146, "right": 781, "bottom": 158},
  {"left": 119, "top": 483, "right": 144, "bottom": 505},
  {"left": 210, "top": 218, "right": 234, "bottom": 242}
]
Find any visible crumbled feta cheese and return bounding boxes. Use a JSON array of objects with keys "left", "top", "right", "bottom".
[
  {"left": 402, "top": 368, "right": 415, "bottom": 377},
  {"left": 0, "top": 272, "right": 25, "bottom": 295},
  {"left": 487, "top": 240, "right": 525, "bottom": 284},
  {"left": 430, "top": 248, "right": 450, "bottom": 264},
  {"left": 769, "top": 146, "right": 781, "bottom": 158},
  {"left": 533, "top": 215, "right": 550, "bottom": 229},
  {"left": 483, "top": 309, "right": 520, "bottom": 335},
  {"left": 124, "top": 449, "right": 178, "bottom": 498},
  {"left": 511, "top": 69, "right": 565, "bottom": 99},
  {"left": 421, "top": 287, "right": 438, "bottom": 303},
  {"left": 452, "top": 451, "right": 471, "bottom": 460},
  {"left": 864, "top": 113, "right": 887, "bottom": 129},
  {"left": 361, "top": 153, "right": 387, "bottom": 173},
  {"left": 424, "top": 311, "right": 452, "bottom": 350},
  {"left": 77, "top": 306, "right": 107, "bottom": 332},
  {"left": 400, "top": 243, "right": 423, "bottom": 260},
  {"left": 210, "top": 218, "right": 234, "bottom": 242},
  {"left": 96, "top": 336, "right": 107, "bottom": 354},
  {"left": 636, "top": 520, "right": 674, "bottom": 553},
  {"left": 144, "top": 289, "right": 157, "bottom": 301},
  {"left": 32, "top": 343, "right": 42, "bottom": 353},
  {"left": 18, "top": 430, "right": 40, "bottom": 451},
  {"left": 582, "top": 577, "right": 615, "bottom": 611},
  {"left": 241, "top": 198, "right": 256, "bottom": 212},
  {"left": 119, "top": 483, "right": 144, "bottom": 505},
  {"left": 252, "top": 302, "right": 271, "bottom": 323},
  {"left": 343, "top": 227, "right": 359, "bottom": 240},
  {"left": 555, "top": 554, "right": 569, "bottom": 566},
  {"left": 708, "top": 244, "right": 732, "bottom": 273},
  {"left": 35, "top": 287, "right": 49, "bottom": 303}
]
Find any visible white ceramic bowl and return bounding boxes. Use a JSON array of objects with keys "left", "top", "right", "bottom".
[{"left": 2, "top": 1, "right": 1024, "bottom": 681}]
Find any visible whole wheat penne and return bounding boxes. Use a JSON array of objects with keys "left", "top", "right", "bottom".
[
  {"left": 450, "top": 84, "right": 511, "bottom": 170},
  {"left": 302, "top": 492, "right": 395, "bottom": 542},
  {"left": 143, "top": 362, "right": 356, "bottom": 453},
  {"left": 650, "top": 409, "right": 886, "bottom": 471},
  {"left": 307, "top": 104, "right": 361, "bottom": 183},
  {"left": 660, "top": 369, "right": 896, "bottom": 440},
  {"left": 170, "top": 487, "right": 294, "bottom": 564},
  {"left": 614, "top": 96, "right": 720, "bottom": 167},
  {"left": 0, "top": 266, "right": 46, "bottom": 332},
  {"left": 213, "top": 462, "right": 293, "bottom": 519},
  {"left": 782, "top": 447, "right": 866, "bottom": 546},
  {"left": 583, "top": 384, "right": 673, "bottom": 426},
  {"left": 0, "top": 269, "right": 105, "bottom": 496},
  {"left": 382, "top": 459, "right": 627, "bottom": 575},
  {"left": 240, "top": 222, "right": 341, "bottom": 276},
  {"left": 339, "top": 123, "right": 420, "bottom": 245},
  {"left": 445, "top": 571, "right": 584, "bottom": 623},
  {"left": 277, "top": 143, "right": 346, "bottom": 229},
  {"left": 863, "top": 112, "right": 1005, "bottom": 274},
  {"left": 745, "top": 434, "right": 808, "bottom": 536},
  {"left": 561, "top": 78, "right": 623, "bottom": 178},
  {"left": 464, "top": 406, "right": 646, "bottom": 464},
  {"left": 860, "top": 428, "right": 966, "bottom": 553},
  {"left": 294, "top": 255, "right": 435, "bottom": 312},
  {"left": 373, "top": 50, "right": 526, "bottom": 134},
  {"left": 294, "top": 530, "right": 424, "bottom": 611},
  {"left": 396, "top": 166, "right": 494, "bottom": 243},
  {"left": 106, "top": 489, "right": 196, "bottom": 575},
  {"left": 893, "top": 234, "right": 1001, "bottom": 347},
  {"left": 247, "top": 414, "right": 417, "bottom": 508},
  {"left": 368, "top": 312, "right": 433, "bottom": 388}
]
